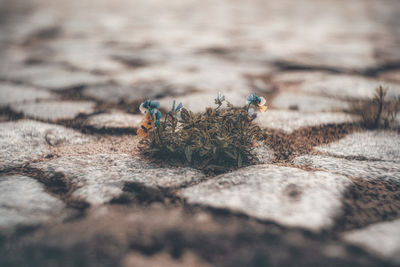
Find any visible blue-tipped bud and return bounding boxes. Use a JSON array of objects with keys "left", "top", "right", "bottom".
[
  {"left": 175, "top": 102, "right": 183, "bottom": 112},
  {"left": 247, "top": 92, "right": 261, "bottom": 104},
  {"left": 155, "top": 110, "right": 162, "bottom": 120},
  {"left": 149, "top": 100, "right": 160, "bottom": 109}
]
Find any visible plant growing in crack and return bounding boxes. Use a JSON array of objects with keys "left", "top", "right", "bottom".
[
  {"left": 351, "top": 85, "right": 400, "bottom": 129},
  {"left": 138, "top": 92, "right": 268, "bottom": 172}
]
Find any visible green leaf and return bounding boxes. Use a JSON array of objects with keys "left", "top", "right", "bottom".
[
  {"left": 181, "top": 108, "right": 191, "bottom": 121},
  {"left": 237, "top": 152, "right": 243, "bottom": 167},
  {"left": 184, "top": 146, "right": 193, "bottom": 162},
  {"left": 224, "top": 150, "right": 236, "bottom": 160}
]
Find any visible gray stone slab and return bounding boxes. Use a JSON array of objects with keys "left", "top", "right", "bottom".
[
  {"left": 83, "top": 81, "right": 176, "bottom": 104},
  {"left": 314, "top": 131, "right": 400, "bottom": 162},
  {"left": 300, "top": 74, "right": 400, "bottom": 100},
  {"left": 0, "top": 65, "right": 107, "bottom": 90},
  {"left": 0, "top": 175, "right": 65, "bottom": 230},
  {"left": 85, "top": 111, "right": 142, "bottom": 129},
  {"left": 342, "top": 219, "right": 400, "bottom": 263},
  {"left": 29, "top": 69, "right": 107, "bottom": 90},
  {"left": 276, "top": 41, "right": 377, "bottom": 73},
  {"left": 111, "top": 58, "right": 267, "bottom": 96},
  {"left": 181, "top": 164, "right": 353, "bottom": 231},
  {"left": 272, "top": 92, "right": 349, "bottom": 112},
  {"left": 0, "top": 120, "right": 91, "bottom": 171},
  {"left": 256, "top": 110, "right": 358, "bottom": 133},
  {"left": 253, "top": 144, "right": 275, "bottom": 164},
  {"left": 294, "top": 155, "right": 400, "bottom": 181},
  {"left": 11, "top": 100, "right": 95, "bottom": 121},
  {"left": 0, "top": 82, "right": 56, "bottom": 106},
  {"left": 378, "top": 70, "right": 400, "bottom": 84},
  {"left": 32, "top": 154, "right": 206, "bottom": 205}
]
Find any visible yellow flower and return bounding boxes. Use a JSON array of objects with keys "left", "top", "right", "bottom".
[
  {"left": 137, "top": 111, "right": 155, "bottom": 138},
  {"left": 257, "top": 96, "right": 267, "bottom": 112}
]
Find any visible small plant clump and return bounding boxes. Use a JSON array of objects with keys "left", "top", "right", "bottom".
[
  {"left": 138, "top": 92, "right": 268, "bottom": 171},
  {"left": 351, "top": 85, "right": 400, "bottom": 129}
]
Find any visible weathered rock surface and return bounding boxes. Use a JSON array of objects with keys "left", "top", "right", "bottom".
[
  {"left": 272, "top": 92, "right": 348, "bottom": 112},
  {"left": 379, "top": 70, "right": 400, "bottom": 84},
  {"left": 342, "top": 219, "right": 400, "bottom": 263},
  {"left": 0, "top": 175, "right": 65, "bottom": 230},
  {"left": 0, "top": 64, "right": 107, "bottom": 90},
  {"left": 0, "top": 120, "right": 91, "bottom": 171},
  {"left": 294, "top": 155, "right": 400, "bottom": 181},
  {"left": 181, "top": 164, "right": 353, "bottom": 231},
  {"left": 1, "top": 205, "right": 388, "bottom": 267},
  {"left": 314, "top": 131, "right": 400, "bottom": 162},
  {"left": 272, "top": 72, "right": 400, "bottom": 100},
  {"left": 83, "top": 82, "right": 176, "bottom": 104},
  {"left": 32, "top": 154, "right": 205, "bottom": 205},
  {"left": 85, "top": 111, "right": 142, "bottom": 130},
  {"left": 256, "top": 110, "right": 358, "bottom": 133},
  {"left": 0, "top": 82, "right": 55, "bottom": 106},
  {"left": 299, "top": 74, "right": 400, "bottom": 100},
  {"left": 253, "top": 144, "right": 275, "bottom": 164},
  {"left": 11, "top": 100, "right": 95, "bottom": 121},
  {"left": 1, "top": 0, "right": 400, "bottom": 265}
]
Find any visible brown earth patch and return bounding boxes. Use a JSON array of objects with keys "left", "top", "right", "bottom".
[
  {"left": 332, "top": 177, "right": 400, "bottom": 232},
  {"left": 264, "top": 123, "right": 361, "bottom": 162},
  {"left": 48, "top": 135, "right": 141, "bottom": 158},
  {"left": 0, "top": 106, "right": 24, "bottom": 122}
]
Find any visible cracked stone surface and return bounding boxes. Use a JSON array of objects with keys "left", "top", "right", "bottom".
[
  {"left": 0, "top": 175, "right": 65, "bottom": 230},
  {"left": 85, "top": 111, "right": 142, "bottom": 130},
  {"left": 1, "top": 0, "right": 400, "bottom": 265},
  {"left": 181, "top": 164, "right": 353, "bottom": 231},
  {"left": 0, "top": 120, "right": 91, "bottom": 171},
  {"left": 10, "top": 100, "right": 95, "bottom": 120},
  {"left": 294, "top": 155, "right": 400, "bottom": 181},
  {"left": 256, "top": 110, "right": 358, "bottom": 133},
  {"left": 314, "top": 131, "right": 400, "bottom": 162},
  {"left": 342, "top": 219, "right": 400, "bottom": 264},
  {"left": 32, "top": 154, "right": 206, "bottom": 205},
  {"left": 0, "top": 64, "right": 107, "bottom": 90},
  {"left": 253, "top": 144, "right": 275, "bottom": 164},
  {"left": 271, "top": 72, "right": 400, "bottom": 100},
  {"left": 0, "top": 82, "right": 56, "bottom": 106},
  {"left": 271, "top": 92, "right": 349, "bottom": 112},
  {"left": 299, "top": 74, "right": 400, "bottom": 100},
  {"left": 83, "top": 81, "right": 178, "bottom": 104}
]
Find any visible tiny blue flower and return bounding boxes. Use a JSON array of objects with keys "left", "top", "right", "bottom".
[
  {"left": 171, "top": 100, "right": 183, "bottom": 113},
  {"left": 142, "top": 99, "right": 160, "bottom": 109},
  {"left": 155, "top": 110, "right": 162, "bottom": 120},
  {"left": 247, "top": 92, "right": 261, "bottom": 105},
  {"left": 150, "top": 101, "right": 160, "bottom": 109},
  {"left": 175, "top": 102, "right": 183, "bottom": 112},
  {"left": 154, "top": 110, "right": 162, "bottom": 127}
]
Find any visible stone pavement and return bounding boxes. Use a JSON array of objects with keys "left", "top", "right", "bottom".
[{"left": 0, "top": 0, "right": 400, "bottom": 266}]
